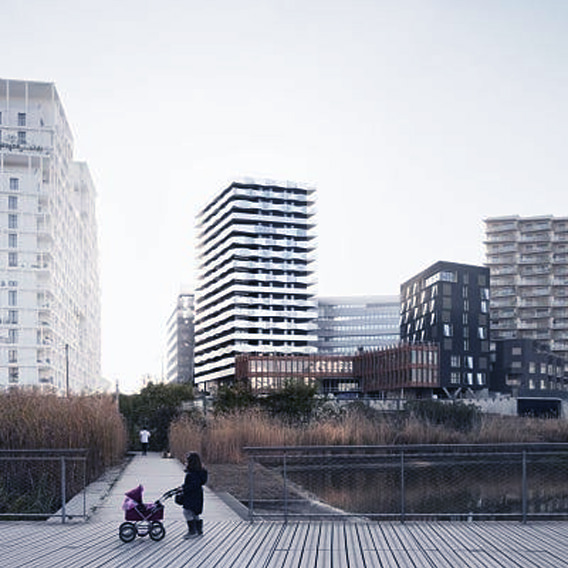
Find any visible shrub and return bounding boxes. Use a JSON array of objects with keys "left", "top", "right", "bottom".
[
  {"left": 119, "top": 382, "right": 194, "bottom": 451},
  {"left": 405, "top": 400, "right": 482, "bottom": 433}
]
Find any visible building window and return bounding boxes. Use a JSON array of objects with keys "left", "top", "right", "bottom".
[
  {"left": 443, "top": 323, "right": 453, "bottom": 337},
  {"left": 9, "top": 178, "right": 19, "bottom": 191},
  {"left": 512, "top": 346, "right": 522, "bottom": 356},
  {"left": 540, "top": 363, "right": 547, "bottom": 374},
  {"left": 8, "top": 329, "right": 18, "bottom": 344},
  {"left": 8, "top": 252, "right": 18, "bottom": 267},
  {"left": 529, "top": 379, "right": 536, "bottom": 390},
  {"left": 8, "top": 350, "right": 17, "bottom": 363},
  {"left": 18, "top": 131, "right": 26, "bottom": 145},
  {"left": 444, "top": 339, "right": 452, "bottom": 350},
  {"left": 450, "top": 372, "right": 460, "bottom": 384},
  {"left": 464, "top": 338, "right": 470, "bottom": 351},
  {"left": 466, "top": 372, "right": 474, "bottom": 385},
  {"left": 8, "top": 196, "right": 18, "bottom": 209},
  {"left": 8, "top": 290, "right": 17, "bottom": 306},
  {"left": 8, "top": 214, "right": 17, "bottom": 229},
  {"left": 466, "top": 356, "right": 474, "bottom": 369},
  {"left": 478, "top": 327, "right": 487, "bottom": 339},
  {"left": 8, "top": 310, "right": 18, "bottom": 324},
  {"left": 8, "top": 234, "right": 17, "bottom": 248},
  {"left": 451, "top": 355, "right": 460, "bottom": 367},
  {"left": 476, "top": 372, "right": 486, "bottom": 385},
  {"left": 481, "top": 301, "right": 489, "bottom": 313},
  {"left": 8, "top": 367, "right": 19, "bottom": 383},
  {"left": 528, "top": 361, "right": 536, "bottom": 374},
  {"left": 17, "top": 112, "right": 26, "bottom": 126}
]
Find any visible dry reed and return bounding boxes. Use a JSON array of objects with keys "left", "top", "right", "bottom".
[
  {"left": 0, "top": 391, "right": 127, "bottom": 480},
  {"left": 169, "top": 406, "right": 568, "bottom": 465}
]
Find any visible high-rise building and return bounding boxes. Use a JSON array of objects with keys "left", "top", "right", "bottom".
[
  {"left": 484, "top": 216, "right": 568, "bottom": 361},
  {"left": 165, "top": 293, "right": 194, "bottom": 384},
  {"left": 316, "top": 295, "right": 400, "bottom": 355},
  {"left": 193, "top": 179, "right": 318, "bottom": 391},
  {"left": 400, "top": 261, "right": 491, "bottom": 396},
  {"left": 0, "top": 79, "right": 101, "bottom": 392}
]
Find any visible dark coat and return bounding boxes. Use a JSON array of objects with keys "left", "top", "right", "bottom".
[{"left": 182, "top": 469, "right": 208, "bottom": 514}]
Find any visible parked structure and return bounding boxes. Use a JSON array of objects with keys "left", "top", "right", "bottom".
[
  {"left": 400, "top": 261, "right": 491, "bottom": 397},
  {"left": 316, "top": 295, "right": 400, "bottom": 355},
  {"left": 165, "top": 293, "right": 194, "bottom": 384},
  {"left": 0, "top": 79, "right": 101, "bottom": 393},
  {"left": 193, "top": 179, "right": 318, "bottom": 392},
  {"left": 485, "top": 216, "right": 568, "bottom": 362}
]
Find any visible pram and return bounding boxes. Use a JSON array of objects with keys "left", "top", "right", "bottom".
[{"left": 119, "top": 484, "right": 181, "bottom": 542}]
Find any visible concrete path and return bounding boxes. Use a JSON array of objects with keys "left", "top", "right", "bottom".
[{"left": 90, "top": 452, "right": 244, "bottom": 524}]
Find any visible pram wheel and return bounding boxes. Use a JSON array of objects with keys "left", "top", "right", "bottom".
[
  {"left": 149, "top": 521, "right": 165, "bottom": 541},
  {"left": 119, "top": 522, "right": 137, "bottom": 542}
]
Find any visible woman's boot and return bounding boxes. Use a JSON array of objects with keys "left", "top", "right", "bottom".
[
  {"left": 184, "top": 520, "right": 197, "bottom": 539},
  {"left": 196, "top": 519, "right": 203, "bottom": 535}
]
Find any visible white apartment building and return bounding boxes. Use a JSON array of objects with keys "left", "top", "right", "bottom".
[
  {"left": 485, "top": 215, "right": 568, "bottom": 361},
  {"left": 316, "top": 295, "right": 401, "bottom": 355},
  {"left": 165, "top": 293, "right": 194, "bottom": 384},
  {"left": 194, "top": 179, "right": 318, "bottom": 390},
  {"left": 0, "top": 79, "right": 101, "bottom": 393}
]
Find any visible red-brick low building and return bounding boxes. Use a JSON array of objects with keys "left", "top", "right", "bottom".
[{"left": 235, "top": 343, "right": 440, "bottom": 398}]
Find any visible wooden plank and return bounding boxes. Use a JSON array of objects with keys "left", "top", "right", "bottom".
[
  {"left": 343, "top": 523, "right": 368, "bottom": 568},
  {"left": 7, "top": 519, "right": 568, "bottom": 568}
]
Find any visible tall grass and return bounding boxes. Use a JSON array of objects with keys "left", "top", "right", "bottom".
[
  {"left": 169, "top": 405, "right": 568, "bottom": 465},
  {"left": 0, "top": 391, "right": 127, "bottom": 480}
]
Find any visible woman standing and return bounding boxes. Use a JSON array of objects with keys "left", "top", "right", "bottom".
[{"left": 182, "top": 452, "right": 208, "bottom": 538}]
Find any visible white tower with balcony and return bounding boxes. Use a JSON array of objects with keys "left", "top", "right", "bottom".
[
  {"left": 194, "top": 179, "right": 318, "bottom": 390},
  {"left": 484, "top": 215, "right": 568, "bottom": 361},
  {"left": 0, "top": 79, "right": 101, "bottom": 392}
]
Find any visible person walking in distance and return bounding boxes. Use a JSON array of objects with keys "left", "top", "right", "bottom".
[
  {"left": 139, "top": 427, "right": 151, "bottom": 455},
  {"left": 181, "top": 452, "right": 208, "bottom": 538}
]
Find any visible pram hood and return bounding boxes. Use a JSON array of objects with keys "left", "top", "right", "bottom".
[{"left": 124, "top": 484, "right": 144, "bottom": 504}]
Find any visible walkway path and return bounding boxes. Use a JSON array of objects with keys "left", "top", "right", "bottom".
[{"left": 90, "top": 452, "right": 244, "bottom": 524}]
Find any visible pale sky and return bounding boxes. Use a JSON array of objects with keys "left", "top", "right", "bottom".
[{"left": 2, "top": 0, "right": 568, "bottom": 392}]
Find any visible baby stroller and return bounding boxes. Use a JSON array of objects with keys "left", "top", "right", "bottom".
[{"left": 119, "top": 484, "right": 180, "bottom": 542}]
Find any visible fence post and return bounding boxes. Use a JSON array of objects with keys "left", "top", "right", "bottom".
[
  {"left": 522, "top": 450, "right": 527, "bottom": 524},
  {"left": 400, "top": 449, "right": 405, "bottom": 524},
  {"left": 82, "top": 457, "right": 87, "bottom": 519},
  {"left": 60, "top": 456, "right": 66, "bottom": 524},
  {"left": 248, "top": 455, "right": 255, "bottom": 522},
  {"left": 283, "top": 452, "right": 288, "bottom": 523}
]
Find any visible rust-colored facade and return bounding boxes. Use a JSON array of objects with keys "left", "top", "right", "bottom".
[
  {"left": 235, "top": 343, "right": 440, "bottom": 396},
  {"left": 354, "top": 343, "right": 440, "bottom": 395},
  {"left": 235, "top": 354, "right": 356, "bottom": 394}
]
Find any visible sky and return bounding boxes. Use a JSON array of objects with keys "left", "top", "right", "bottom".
[{"left": 2, "top": 0, "right": 568, "bottom": 393}]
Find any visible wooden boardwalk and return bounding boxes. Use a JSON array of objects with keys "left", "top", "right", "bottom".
[
  {"left": 3, "top": 519, "right": 568, "bottom": 567},
  {"left": 3, "top": 454, "right": 568, "bottom": 566}
]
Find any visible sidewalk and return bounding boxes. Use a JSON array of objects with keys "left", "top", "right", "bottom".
[{"left": 80, "top": 452, "right": 245, "bottom": 524}]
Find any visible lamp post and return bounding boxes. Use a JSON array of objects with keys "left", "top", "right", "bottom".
[{"left": 65, "top": 343, "right": 69, "bottom": 397}]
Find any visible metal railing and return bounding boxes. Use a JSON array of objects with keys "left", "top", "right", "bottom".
[
  {"left": 244, "top": 443, "right": 568, "bottom": 523},
  {"left": 0, "top": 449, "right": 87, "bottom": 523}
]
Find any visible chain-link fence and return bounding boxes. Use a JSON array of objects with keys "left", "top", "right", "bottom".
[
  {"left": 244, "top": 443, "right": 568, "bottom": 522},
  {"left": 0, "top": 449, "right": 87, "bottom": 522}
]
